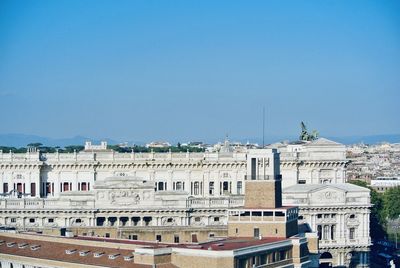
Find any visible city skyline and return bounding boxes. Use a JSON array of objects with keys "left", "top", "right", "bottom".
[{"left": 1, "top": 0, "right": 399, "bottom": 142}]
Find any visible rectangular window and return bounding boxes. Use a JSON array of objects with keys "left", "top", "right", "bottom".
[
  {"left": 251, "top": 158, "right": 257, "bottom": 180},
  {"left": 17, "top": 183, "right": 23, "bottom": 193},
  {"left": 174, "top": 235, "right": 179, "bottom": 243},
  {"left": 29, "top": 218, "right": 35, "bottom": 223},
  {"left": 31, "top": 182, "right": 36, "bottom": 197},
  {"left": 81, "top": 182, "right": 87, "bottom": 191},
  {"left": 156, "top": 235, "right": 162, "bottom": 242},
  {"left": 131, "top": 235, "right": 138, "bottom": 240},
  {"left": 48, "top": 218, "right": 54, "bottom": 223},
  {"left": 191, "top": 233, "right": 198, "bottom": 243},
  {"left": 237, "top": 181, "right": 242, "bottom": 194},
  {"left": 254, "top": 228, "right": 260, "bottom": 238},
  {"left": 46, "top": 182, "right": 51, "bottom": 195},
  {"left": 194, "top": 182, "right": 199, "bottom": 195},
  {"left": 175, "top": 182, "right": 182, "bottom": 191},
  {"left": 3, "top": 183, "right": 8, "bottom": 193},
  {"left": 223, "top": 181, "right": 229, "bottom": 192},
  {"left": 209, "top": 181, "right": 214, "bottom": 195},
  {"left": 158, "top": 182, "right": 164, "bottom": 191},
  {"left": 105, "top": 233, "right": 110, "bottom": 238},
  {"left": 275, "top": 211, "right": 285, "bottom": 217},
  {"left": 11, "top": 218, "right": 16, "bottom": 223},
  {"left": 349, "top": 228, "right": 355, "bottom": 239},
  {"left": 63, "top": 182, "right": 69, "bottom": 192}
]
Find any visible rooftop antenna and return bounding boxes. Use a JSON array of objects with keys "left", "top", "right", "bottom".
[{"left": 262, "top": 106, "right": 265, "bottom": 148}]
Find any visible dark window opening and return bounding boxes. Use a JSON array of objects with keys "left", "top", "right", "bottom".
[
  {"left": 254, "top": 228, "right": 260, "bottom": 238},
  {"left": 156, "top": 235, "right": 162, "bottom": 242},
  {"left": 174, "top": 235, "right": 179, "bottom": 243}
]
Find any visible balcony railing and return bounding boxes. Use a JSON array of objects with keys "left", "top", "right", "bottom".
[
  {"left": 186, "top": 197, "right": 244, "bottom": 208},
  {"left": 0, "top": 199, "right": 96, "bottom": 210}
]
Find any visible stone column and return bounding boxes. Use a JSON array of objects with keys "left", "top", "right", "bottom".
[
  {"left": 168, "top": 171, "right": 173, "bottom": 191},
  {"left": 204, "top": 171, "right": 209, "bottom": 197},
  {"left": 35, "top": 174, "right": 40, "bottom": 198}
]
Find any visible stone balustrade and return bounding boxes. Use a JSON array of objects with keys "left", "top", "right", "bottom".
[{"left": 0, "top": 196, "right": 244, "bottom": 210}]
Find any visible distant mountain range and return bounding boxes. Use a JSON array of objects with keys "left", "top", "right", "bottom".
[{"left": 0, "top": 133, "right": 399, "bottom": 148}]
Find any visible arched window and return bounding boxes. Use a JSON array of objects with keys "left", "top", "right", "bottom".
[{"left": 320, "top": 252, "right": 333, "bottom": 259}]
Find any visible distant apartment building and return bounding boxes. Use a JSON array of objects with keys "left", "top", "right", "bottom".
[
  {"left": 145, "top": 141, "right": 172, "bottom": 148},
  {"left": 369, "top": 176, "right": 400, "bottom": 192}
]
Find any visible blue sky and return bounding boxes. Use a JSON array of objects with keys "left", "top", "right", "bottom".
[{"left": 0, "top": 0, "right": 399, "bottom": 143}]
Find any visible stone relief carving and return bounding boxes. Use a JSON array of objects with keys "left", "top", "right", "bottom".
[
  {"left": 109, "top": 190, "right": 140, "bottom": 206},
  {"left": 316, "top": 190, "right": 343, "bottom": 203}
]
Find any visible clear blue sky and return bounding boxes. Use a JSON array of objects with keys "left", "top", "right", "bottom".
[{"left": 1, "top": 0, "right": 399, "bottom": 143}]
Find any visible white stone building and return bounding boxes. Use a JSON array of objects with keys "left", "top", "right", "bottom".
[
  {"left": 270, "top": 138, "right": 349, "bottom": 188},
  {"left": 282, "top": 184, "right": 370, "bottom": 267},
  {"left": 0, "top": 139, "right": 371, "bottom": 267},
  {"left": 270, "top": 138, "right": 371, "bottom": 267},
  {"left": 0, "top": 148, "right": 279, "bottom": 231}
]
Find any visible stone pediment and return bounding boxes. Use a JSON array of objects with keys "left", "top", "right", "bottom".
[
  {"left": 309, "top": 186, "right": 346, "bottom": 205},
  {"left": 306, "top": 137, "right": 342, "bottom": 146}
]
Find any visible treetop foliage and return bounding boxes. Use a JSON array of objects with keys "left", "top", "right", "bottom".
[{"left": 0, "top": 143, "right": 204, "bottom": 153}]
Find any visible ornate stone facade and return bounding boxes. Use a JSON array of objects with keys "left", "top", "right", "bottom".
[
  {"left": 0, "top": 149, "right": 277, "bottom": 234},
  {"left": 270, "top": 138, "right": 349, "bottom": 188},
  {"left": 0, "top": 139, "right": 371, "bottom": 267}
]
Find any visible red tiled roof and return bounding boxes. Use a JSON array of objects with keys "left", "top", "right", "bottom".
[
  {"left": 73, "top": 235, "right": 289, "bottom": 251},
  {"left": 0, "top": 235, "right": 150, "bottom": 268}
]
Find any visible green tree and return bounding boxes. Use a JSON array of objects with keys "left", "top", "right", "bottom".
[
  {"left": 64, "top": 145, "right": 84, "bottom": 153},
  {"left": 384, "top": 186, "right": 400, "bottom": 220},
  {"left": 27, "top": 142, "right": 43, "bottom": 148}
]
